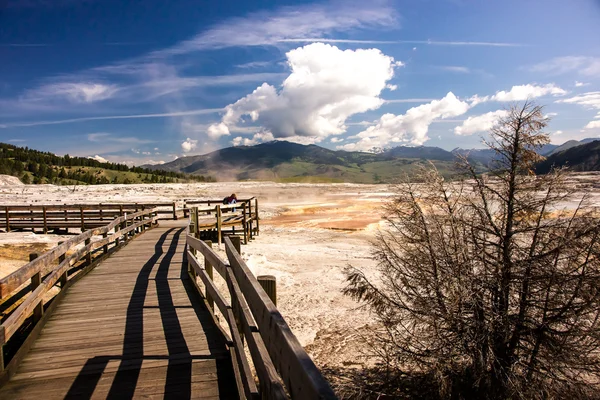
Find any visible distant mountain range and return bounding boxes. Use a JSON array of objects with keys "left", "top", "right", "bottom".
[{"left": 144, "top": 138, "right": 600, "bottom": 183}]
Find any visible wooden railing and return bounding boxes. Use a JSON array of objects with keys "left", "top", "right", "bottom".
[
  {"left": 0, "top": 202, "right": 181, "bottom": 233},
  {"left": 186, "top": 234, "right": 336, "bottom": 399},
  {"left": 188, "top": 198, "right": 259, "bottom": 245},
  {"left": 0, "top": 208, "right": 159, "bottom": 377}
]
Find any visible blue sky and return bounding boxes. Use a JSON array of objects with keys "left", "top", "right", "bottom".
[{"left": 1, "top": 0, "right": 599, "bottom": 165}]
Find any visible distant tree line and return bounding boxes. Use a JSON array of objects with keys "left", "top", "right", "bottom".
[{"left": 0, "top": 142, "right": 214, "bottom": 184}]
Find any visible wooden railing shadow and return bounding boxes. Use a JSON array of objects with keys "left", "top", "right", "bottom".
[
  {"left": 63, "top": 227, "right": 238, "bottom": 399},
  {"left": 187, "top": 234, "right": 337, "bottom": 399}
]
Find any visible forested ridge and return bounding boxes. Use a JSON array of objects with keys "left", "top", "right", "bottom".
[{"left": 0, "top": 142, "right": 214, "bottom": 184}]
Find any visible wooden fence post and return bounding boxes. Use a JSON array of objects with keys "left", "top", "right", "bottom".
[
  {"left": 102, "top": 232, "right": 108, "bottom": 254},
  {"left": 30, "top": 253, "right": 43, "bottom": 323},
  {"left": 42, "top": 206, "right": 48, "bottom": 234},
  {"left": 123, "top": 214, "right": 128, "bottom": 243},
  {"left": 230, "top": 235, "right": 241, "bottom": 255},
  {"left": 115, "top": 225, "right": 120, "bottom": 246},
  {"left": 242, "top": 202, "right": 248, "bottom": 245},
  {"left": 258, "top": 275, "right": 277, "bottom": 306},
  {"left": 58, "top": 242, "right": 67, "bottom": 287},
  {"left": 193, "top": 207, "right": 200, "bottom": 239},
  {"left": 172, "top": 202, "right": 177, "bottom": 220},
  {"left": 80, "top": 206, "right": 85, "bottom": 232},
  {"left": 205, "top": 240, "right": 214, "bottom": 311},
  {"left": 85, "top": 238, "right": 91, "bottom": 264},
  {"left": 216, "top": 205, "right": 222, "bottom": 246},
  {"left": 5, "top": 207, "right": 9, "bottom": 232},
  {"left": 255, "top": 198, "right": 260, "bottom": 236},
  {"left": 248, "top": 200, "right": 253, "bottom": 240}
]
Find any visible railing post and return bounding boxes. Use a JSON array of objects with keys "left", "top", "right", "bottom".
[
  {"left": 248, "top": 200, "right": 253, "bottom": 240},
  {"left": 141, "top": 206, "right": 146, "bottom": 232},
  {"left": 230, "top": 235, "right": 241, "bottom": 254},
  {"left": 204, "top": 240, "right": 214, "bottom": 311},
  {"left": 172, "top": 202, "right": 177, "bottom": 220},
  {"left": 30, "top": 253, "right": 43, "bottom": 323},
  {"left": 242, "top": 202, "right": 248, "bottom": 245},
  {"left": 258, "top": 275, "right": 277, "bottom": 306},
  {"left": 42, "top": 206, "right": 48, "bottom": 234},
  {"left": 58, "top": 241, "right": 67, "bottom": 287},
  {"left": 5, "top": 206, "right": 10, "bottom": 232},
  {"left": 85, "top": 238, "right": 91, "bottom": 264},
  {"left": 194, "top": 207, "right": 200, "bottom": 239},
  {"left": 123, "top": 213, "right": 128, "bottom": 243},
  {"left": 80, "top": 206, "right": 85, "bottom": 232},
  {"left": 216, "top": 205, "right": 222, "bottom": 246},
  {"left": 115, "top": 225, "right": 120, "bottom": 246},
  {"left": 102, "top": 232, "right": 108, "bottom": 254},
  {"left": 0, "top": 326, "right": 5, "bottom": 372},
  {"left": 255, "top": 198, "right": 260, "bottom": 236}
]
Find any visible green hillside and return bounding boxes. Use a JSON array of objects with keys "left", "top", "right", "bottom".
[
  {"left": 0, "top": 142, "right": 214, "bottom": 185},
  {"left": 144, "top": 141, "right": 475, "bottom": 183},
  {"left": 536, "top": 140, "right": 600, "bottom": 173}
]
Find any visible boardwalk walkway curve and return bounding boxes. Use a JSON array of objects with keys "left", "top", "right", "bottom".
[{"left": 0, "top": 202, "right": 336, "bottom": 399}]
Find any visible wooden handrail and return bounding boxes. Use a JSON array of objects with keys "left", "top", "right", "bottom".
[
  {"left": 0, "top": 209, "right": 154, "bottom": 299},
  {"left": 0, "top": 209, "right": 158, "bottom": 349},
  {"left": 186, "top": 233, "right": 337, "bottom": 399}
]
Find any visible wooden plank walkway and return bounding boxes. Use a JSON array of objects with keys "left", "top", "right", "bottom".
[{"left": 0, "top": 221, "right": 238, "bottom": 399}]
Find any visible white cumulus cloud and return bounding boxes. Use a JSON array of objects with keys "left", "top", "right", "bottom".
[
  {"left": 89, "top": 155, "right": 108, "bottom": 163},
  {"left": 232, "top": 131, "right": 275, "bottom": 147},
  {"left": 454, "top": 110, "right": 509, "bottom": 136},
  {"left": 209, "top": 43, "right": 401, "bottom": 143},
  {"left": 490, "top": 84, "right": 566, "bottom": 101},
  {"left": 181, "top": 138, "right": 198, "bottom": 152},
  {"left": 339, "top": 92, "right": 470, "bottom": 151},
  {"left": 586, "top": 120, "right": 600, "bottom": 129},
  {"left": 557, "top": 92, "right": 600, "bottom": 130}
]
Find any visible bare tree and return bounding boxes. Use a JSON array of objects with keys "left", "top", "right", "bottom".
[{"left": 344, "top": 102, "right": 600, "bottom": 399}]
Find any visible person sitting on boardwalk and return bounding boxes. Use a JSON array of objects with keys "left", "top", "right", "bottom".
[
  {"left": 223, "top": 193, "right": 237, "bottom": 205},
  {"left": 223, "top": 193, "right": 237, "bottom": 212}
]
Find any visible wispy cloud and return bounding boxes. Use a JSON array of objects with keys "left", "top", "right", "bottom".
[
  {"left": 384, "top": 98, "right": 437, "bottom": 103},
  {"left": 527, "top": 56, "right": 600, "bottom": 77},
  {"left": 21, "top": 82, "right": 119, "bottom": 104},
  {"left": 438, "top": 66, "right": 471, "bottom": 73},
  {"left": 0, "top": 108, "right": 222, "bottom": 128},
  {"left": 87, "top": 133, "right": 154, "bottom": 144},
  {"left": 278, "top": 38, "right": 523, "bottom": 47},
  {"left": 151, "top": 1, "right": 398, "bottom": 56}
]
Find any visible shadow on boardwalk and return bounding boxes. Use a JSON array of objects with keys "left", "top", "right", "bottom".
[{"left": 60, "top": 227, "right": 236, "bottom": 399}]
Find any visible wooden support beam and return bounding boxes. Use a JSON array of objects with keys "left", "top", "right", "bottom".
[
  {"left": 85, "top": 238, "right": 91, "bottom": 264},
  {"left": 255, "top": 198, "right": 260, "bottom": 236},
  {"left": 4, "top": 207, "right": 9, "bottom": 232},
  {"left": 242, "top": 203, "right": 248, "bottom": 245},
  {"left": 42, "top": 207, "right": 47, "bottom": 234},
  {"left": 230, "top": 235, "right": 241, "bottom": 255},
  {"left": 58, "top": 242, "right": 67, "bottom": 288},
  {"left": 79, "top": 206, "right": 84, "bottom": 232},
  {"left": 216, "top": 205, "right": 222, "bottom": 246}
]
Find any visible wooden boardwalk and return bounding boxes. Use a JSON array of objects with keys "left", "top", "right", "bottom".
[{"left": 0, "top": 220, "right": 237, "bottom": 399}]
